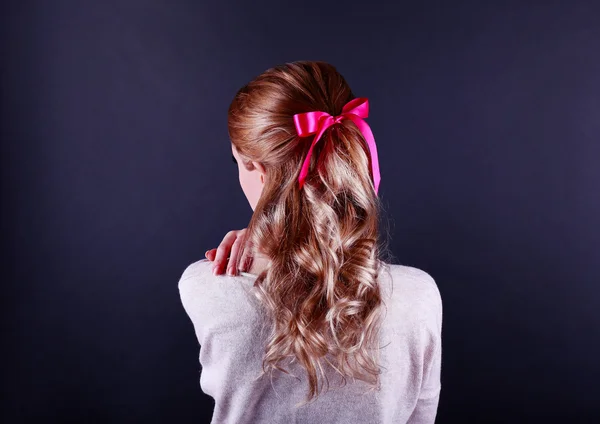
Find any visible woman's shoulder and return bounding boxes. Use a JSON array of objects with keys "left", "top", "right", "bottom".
[
  {"left": 178, "top": 258, "right": 261, "bottom": 331},
  {"left": 177, "top": 259, "right": 212, "bottom": 322},
  {"left": 384, "top": 262, "right": 441, "bottom": 298},
  {"left": 379, "top": 261, "right": 443, "bottom": 330},
  {"left": 178, "top": 258, "right": 213, "bottom": 283},
  {"left": 178, "top": 258, "right": 253, "bottom": 302},
  {"left": 177, "top": 258, "right": 443, "bottom": 328}
]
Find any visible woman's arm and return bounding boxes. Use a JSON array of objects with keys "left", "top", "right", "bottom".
[
  {"left": 408, "top": 275, "right": 443, "bottom": 423},
  {"left": 406, "top": 334, "right": 442, "bottom": 423}
]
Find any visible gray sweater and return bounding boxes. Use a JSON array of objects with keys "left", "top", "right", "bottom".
[{"left": 178, "top": 258, "right": 443, "bottom": 424}]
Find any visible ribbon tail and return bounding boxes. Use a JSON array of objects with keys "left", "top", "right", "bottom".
[{"left": 346, "top": 115, "right": 381, "bottom": 194}]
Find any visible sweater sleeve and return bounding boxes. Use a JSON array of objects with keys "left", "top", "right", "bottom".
[
  {"left": 406, "top": 276, "right": 443, "bottom": 424},
  {"left": 178, "top": 259, "right": 211, "bottom": 346}
]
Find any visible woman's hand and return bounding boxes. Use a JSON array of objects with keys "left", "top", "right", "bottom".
[{"left": 205, "top": 228, "right": 252, "bottom": 276}]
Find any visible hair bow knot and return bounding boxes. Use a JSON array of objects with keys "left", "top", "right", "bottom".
[{"left": 292, "top": 97, "right": 381, "bottom": 194}]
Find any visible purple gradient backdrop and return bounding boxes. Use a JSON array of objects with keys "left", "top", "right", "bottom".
[{"left": 2, "top": 1, "right": 599, "bottom": 422}]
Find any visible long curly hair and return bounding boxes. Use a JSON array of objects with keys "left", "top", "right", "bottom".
[{"left": 227, "top": 60, "right": 394, "bottom": 407}]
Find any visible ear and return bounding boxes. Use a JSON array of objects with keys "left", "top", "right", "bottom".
[{"left": 253, "top": 161, "right": 267, "bottom": 183}]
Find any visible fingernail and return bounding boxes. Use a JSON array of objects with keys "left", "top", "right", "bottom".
[
  {"left": 212, "top": 265, "right": 218, "bottom": 276},
  {"left": 205, "top": 250, "right": 209, "bottom": 258}
]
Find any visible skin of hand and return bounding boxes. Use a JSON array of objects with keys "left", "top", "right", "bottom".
[{"left": 205, "top": 228, "right": 253, "bottom": 276}]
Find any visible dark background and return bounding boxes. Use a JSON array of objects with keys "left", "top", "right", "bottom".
[{"left": 2, "top": 0, "right": 599, "bottom": 422}]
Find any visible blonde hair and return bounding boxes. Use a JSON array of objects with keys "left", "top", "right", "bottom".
[{"left": 227, "top": 60, "right": 393, "bottom": 406}]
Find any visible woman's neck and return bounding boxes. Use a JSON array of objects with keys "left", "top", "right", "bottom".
[{"left": 245, "top": 250, "right": 271, "bottom": 277}]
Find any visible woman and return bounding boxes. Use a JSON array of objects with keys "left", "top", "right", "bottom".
[{"left": 178, "top": 60, "right": 443, "bottom": 423}]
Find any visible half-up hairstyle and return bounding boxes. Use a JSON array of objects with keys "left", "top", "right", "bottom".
[{"left": 227, "top": 60, "right": 393, "bottom": 407}]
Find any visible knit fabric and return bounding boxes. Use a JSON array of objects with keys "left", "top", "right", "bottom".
[{"left": 178, "top": 258, "right": 442, "bottom": 423}]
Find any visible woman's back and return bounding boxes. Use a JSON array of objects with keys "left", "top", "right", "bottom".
[{"left": 178, "top": 258, "right": 442, "bottom": 424}]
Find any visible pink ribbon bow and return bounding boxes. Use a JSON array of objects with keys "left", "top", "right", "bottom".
[{"left": 293, "top": 97, "right": 381, "bottom": 194}]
